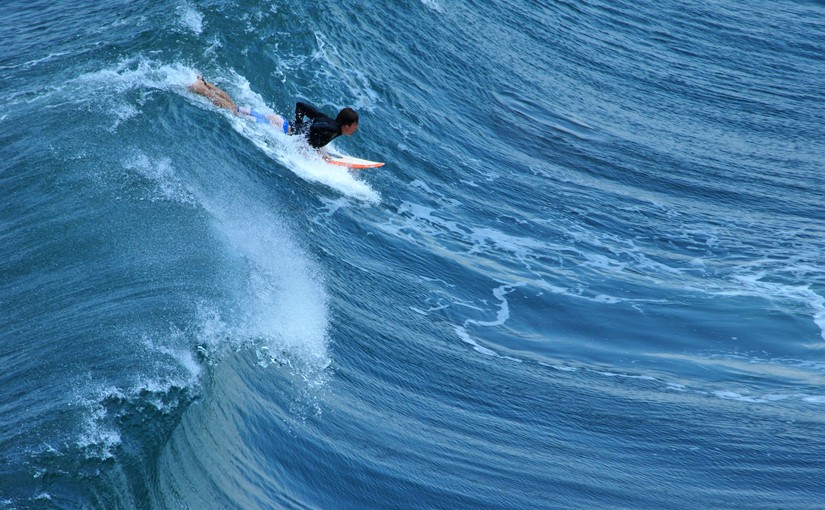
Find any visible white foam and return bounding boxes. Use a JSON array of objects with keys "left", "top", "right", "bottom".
[
  {"left": 122, "top": 152, "right": 197, "bottom": 205},
  {"left": 420, "top": 0, "right": 444, "bottom": 13},
  {"left": 274, "top": 141, "right": 380, "bottom": 203},
  {"left": 723, "top": 271, "right": 825, "bottom": 342},
  {"left": 196, "top": 190, "right": 332, "bottom": 372},
  {"left": 468, "top": 227, "right": 550, "bottom": 259},
  {"left": 410, "top": 302, "right": 449, "bottom": 315},
  {"left": 713, "top": 391, "right": 764, "bottom": 403},
  {"left": 397, "top": 202, "right": 464, "bottom": 236},
  {"left": 73, "top": 357, "right": 197, "bottom": 459},
  {"left": 762, "top": 394, "right": 792, "bottom": 402},
  {"left": 177, "top": 3, "right": 204, "bottom": 35},
  {"left": 75, "top": 58, "right": 196, "bottom": 95},
  {"left": 109, "top": 103, "right": 139, "bottom": 130},
  {"left": 582, "top": 252, "right": 627, "bottom": 272},
  {"left": 142, "top": 332, "right": 204, "bottom": 387},
  {"left": 472, "top": 284, "right": 517, "bottom": 327},
  {"left": 453, "top": 284, "right": 524, "bottom": 357},
  {"left": 76, "top": 387, "right": 125, "bottom": 460},
  {"left": 0, "top": 51, "right": 70, "bottom": 71},
  {"left": 807, "top": 290, "right": 825, "bottom": 341},
  {"left": 317, "top": 196, "right": 352, "bottom": 219},
  {"left": 539, "top": 361, "right": 579, "bottom": 372},
  {"left": 596, "top": 371, "right": 657, "bottom": 381},
  {"left": 454, "top": 325, "right": 497, "bottom": 357}
]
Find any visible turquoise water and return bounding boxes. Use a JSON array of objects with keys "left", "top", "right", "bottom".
[{"left": 1, "top": 1, "right": 824, "bottom": 508}]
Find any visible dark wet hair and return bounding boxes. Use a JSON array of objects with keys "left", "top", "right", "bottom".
[{"left": 336, "top": 107, "right": 359, "bottom": 126}]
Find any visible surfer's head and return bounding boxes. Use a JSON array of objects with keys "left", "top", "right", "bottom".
[{"left": 337, "top": 107, "right": 359, "bottom": 135}]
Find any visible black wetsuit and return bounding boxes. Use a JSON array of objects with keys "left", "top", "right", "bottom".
[{"left": 293, "top": 102, "right": 342, "bottom": 149}]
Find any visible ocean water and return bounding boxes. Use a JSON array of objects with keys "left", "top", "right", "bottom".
[{"left": 1, "top": 0, "right": 824, "bottom": 508}]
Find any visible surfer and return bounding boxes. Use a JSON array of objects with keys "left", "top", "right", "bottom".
[
  {"left": 188, "top": 75, "right": 359, "bottom": 148},
  {"left": 293, "top": 102, "right": 359, "bottom": 149}
]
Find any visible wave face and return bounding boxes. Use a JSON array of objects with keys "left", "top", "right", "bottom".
[{"left": 1, "top": 0, "right": 823, "bottom": 508}]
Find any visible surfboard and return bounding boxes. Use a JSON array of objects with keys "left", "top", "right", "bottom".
[{"left": 322, "top": 151, "right": 384, "bottom": 169}]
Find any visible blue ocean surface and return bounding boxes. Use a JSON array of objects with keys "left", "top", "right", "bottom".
[{"left": 1, "top": 0, "right": 824, "bottom": 508}]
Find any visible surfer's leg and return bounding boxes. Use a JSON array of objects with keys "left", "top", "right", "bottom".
[
  {"left": 265, "top": 114, "right": 291, "bottom": 134},
  {"left": 188, "top": 76, "right": 239, "bottom": 113}
]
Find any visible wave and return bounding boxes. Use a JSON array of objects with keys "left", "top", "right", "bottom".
[{"left": 1, "top": 53, "right": 337, "bottom": 507}]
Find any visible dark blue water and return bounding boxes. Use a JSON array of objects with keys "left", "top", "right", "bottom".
[{"left": 2, "top": 1, "right": 824, "bottom": 508}]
